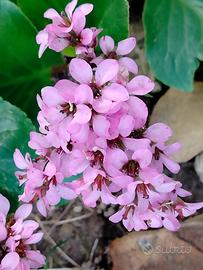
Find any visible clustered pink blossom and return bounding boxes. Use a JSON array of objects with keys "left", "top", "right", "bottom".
[
  {"left": 36, "top": 0, "right": 99, "bottom": 57},
  {"left": 0, "top": 194, "right": 45, "bottom": 270},
  {"left": 13, "top": 0, "right": 203, "bottom": 242}
]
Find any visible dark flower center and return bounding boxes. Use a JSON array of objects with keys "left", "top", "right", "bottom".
[{"left": 122, "top": 160, "right": 140, "bottom": 177}]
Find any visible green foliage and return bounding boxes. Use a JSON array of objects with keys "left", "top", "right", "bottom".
[
  {"left": 143, "top": 0, "right": 203, "bottom": 92},
  {"left": 18, "top": 0, "right": 129, "bottom": 42},
  {"left": 0, "top": 0, "right": 63, "bottom": 120},
  {"left": 81, "top": 0, "right": 129, "bottom": 42},
  {"left": 0, "top": 98, "right": 35, "bottom": 211},
  {"left": 17, "top": 0, "right": 67, "bottom": 29}
]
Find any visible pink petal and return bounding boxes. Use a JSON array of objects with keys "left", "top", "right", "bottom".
[
  {"left": 44, "top": 8, "right": 60, "bottom": 19},
  {"left": 80, "top": 28, "right": 93, "bottom": 45},
  {"left": 72, "top": 9, "right": 86, "bottom": 34},
  {"left": 93, "top": 115, "right": 110, "bottom": 137},
  {"left": 119, "top": 57, "right": 138, "bottom": 74},
  {"left": 75, "top": 3, "right": 93, "bottom": 15},
  {"left": 25, "top": 232, "right": 43, "bottom": 244},
  {"left": 118, "top": 115, "right": 134, "bottom": 137},
  {"left": 46, "top": 185, "right": 61, "bottom": 206},
  {"left": 104, "top": 149, "right": 128, "bottom": 177},
  {"left": 123, "top": 214, "right": 134, "bottom": 231},
  {"left": 160, "top": 154, "right": 180, "bottom": 174},
  {"left": 109, "top": 209, "right": 124, "bottom": 223},
  {"left": 164, "top": 142, "right": 181, "bottom": 156},
  {"left": 127, "top": 75, "right": 155, "bottom": 95},
  {"left": 148, "top": 215, "right": 162, "bottom": 228},
  {"left": 99, "top": 36, "right": 115, "bottom": 55},
  {"left": 155, "top": 182, "right": 176, "bottom": 193},
  {"left": 69, "top": 58, "right": 92, "bottom": 84},
  {"left": 49, "top": 36, "right": 70, "bottom": 52},
  {"left": 83, "top": 167, "right": 99, "bottom": 183},
  {"left": 26, "top": 250, "right": 45, "bottom": 268},
  {"left": 13, "top": 149, "right": 28, "bottom": 170},
  {"left": 111, "top": 175, "right": 133, "bottom": 188},
  {"left": 36, "top": 199, "right": 47, "bottom": 217},
  {"left": 145, "top": 123, "right": 172, "bottom": 143},
  {"left": 71, "top": 123, "right": 89, "bottom": 144},
  {"left": 128, "top": 96, "right": 148, "bottom": 129},
  {"left": 95, "top": 59, "right": 119, "bottom": 86},
  {"left": 65, "top": 0, "right": 78, "bottom": 18},
  {"left": 102, "top": 83, "right": 129, "bottom": 102},
  {"left": 44, "top": 161, "right": 56, "bottom": 177},
  {"left": 73, "top": 104, "right": 91, "bottom": 124},
  {"left": 92, "top": 98, "right": 113, "bottom": 113},
  {"left": 14, "top": 204, "right": 32, "bottom": 220},
  {"left": 116, "top": 37, "right": 136, "bottom": 55},
  {"left": 55, "top": 79, "right": 77, "bottom": 101},
  {"left": 21, "top": 220, "right": 39, "bottom": 239},
  {"left": 36, "top": 30, "right": 48, "bottom": 58},
  {"left": 0, "top": 223, "right": 7, "bottom": 241},
  {"left": 182, "top": 202, "right": 203, "bottom": 217},
  {"left": 177, "top": 187, "right": 191, "bottom": 197},
  {"left": 75, "top": 84, "right": 93, "bottom": 104},
  {"left": 123, "top": 138, "right": 150, "bottom": 151},
  {"left": 41, "top": 86, "right": 64, "bottom": 106},
  {"left": 59, "top": 185, "right": 77, "bottom": 200},
  {"left": 163, "top": 215, "right": 180, "bottom": 231},
  {"left": 0, "top": 194, "right": 10, "bottom": 216},
  {"left": 117, "top": 191, "right": 134, "bottom": 205},
  {"left": 1, "top": 252, "right": 19, "bottom": 270},
  {"left": 132, "top": 149, "right": 152, "bottom": 168},
  {"left": 101, "top": 186, "right": 116, "bottom": 204},
  {"left": 83, "top": 190, "right": 100, "bottom": 207}
]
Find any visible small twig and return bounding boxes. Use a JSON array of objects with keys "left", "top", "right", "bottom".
[
  {"left": 34, "top": 215, "right": 80, "bottom": 267},
  {"left": 42, "top": 212, "right": 93, "bottom": 226},
  {"left": 90, "top": 238, "right": 99, "bottom": 262},
  {"left": 48, "top": 200, "right": 76, "bottom": 236}
]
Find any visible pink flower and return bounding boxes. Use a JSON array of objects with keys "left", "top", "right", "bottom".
[
  {"left": 13, "top": 149, "right": 77, "bottom": 216},
  {"left": 69, "top": 58, "right": 129, "bottom": 113},
  {"left": 93, "top": 36, "right": 138, "bottom": 83},
  {"left": 109, "top": 197, "right": 161, "bottom": 231},
  {"left": 104, "top": 147, "right": 152, "bottom": 179},
  {"left": 33, "top": 80, "right": 93, "bottom": 149},
  {"left": 17, "top": 0, "right": 203, "bottom": 235},
  {"left": 145, "top": 123, "right": 181, "bottom": 173},
  {"left": 0, "top": 194, "right": 45, "bottom": 270},
  {"left": 126, "top": 75, "right": 155, "bottom": 95},
  {"left": 77, "top": 167, "right": 116, "bottom": 207},
  {"left": 36, "top": 0, "right": 94, "bottom": 57}
]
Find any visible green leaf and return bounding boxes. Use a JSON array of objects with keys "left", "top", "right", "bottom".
[
  {"left": 18, "top": 0, "right": 129, "bottom": 42},
  {"left": 17, "top": 0, "right": 67, "bottom": 29},
  {"left": 81, "top": 0, "right": 129, "bottom": 42},
  {"left": 63, "top": 46, "right": 76, "bottom": 57},
  {"left": 0, "top": 0, "right": 63, "bottom": 120},
  {"left": 143, "top": 0, "right": 203, "bottom": 92},
  {"left": 0, "top": 98, "right": 35, "bottom": 211}
]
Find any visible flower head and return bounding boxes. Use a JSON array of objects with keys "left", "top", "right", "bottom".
[{"left": 0, "top": 194, "right": 45, "bottom": 270}]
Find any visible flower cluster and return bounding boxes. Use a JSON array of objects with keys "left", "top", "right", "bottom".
[
  {"left": 0, "top": 194, "right": 45, "bottom": 270},
  {"left": 36, "top": 0, "right": 100, "bottom": 57},
  {"left": 14, "top": 0, "right": 203, "bottom": 238}
]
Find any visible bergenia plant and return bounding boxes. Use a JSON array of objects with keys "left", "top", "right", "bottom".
[{"left": 6, "top": 0, "right": 203, "bottom": 268}]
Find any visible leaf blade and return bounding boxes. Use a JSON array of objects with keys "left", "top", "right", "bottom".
[
  {"left": 0, "top": 98, "right": 35, "bottom": 211},
  {"left": 143, "top": 0, "right": 203, "bottom": 91},
  {"left": 0, "top": 0, "right": 63, "bottom": 119}
]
